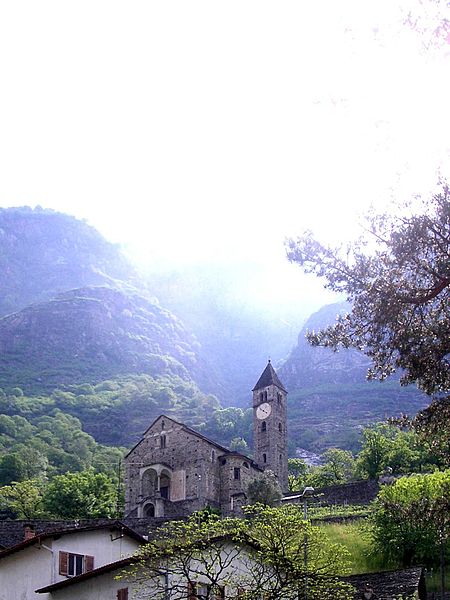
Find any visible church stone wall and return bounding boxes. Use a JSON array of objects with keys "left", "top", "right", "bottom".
[{"left": 125, "top": 417, "right": 227, "bottom": 517}]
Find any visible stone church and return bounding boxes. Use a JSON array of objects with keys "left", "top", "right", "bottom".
[{"left": 124, "top": 361, "right": 288, "bottom": 518}]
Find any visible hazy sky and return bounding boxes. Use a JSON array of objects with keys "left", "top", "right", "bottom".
[{"left": 0, "top": 1, "right": 449, "bottom": 312}]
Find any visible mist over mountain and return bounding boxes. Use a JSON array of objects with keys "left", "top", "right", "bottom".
[
  {"left": 143, "top": 263, "right": 305, "bottom": 406},
  {"left": 0, "top": 206, "right": 140, "bottom": 317},
  {"left": 0, "top": 207, "right": 429, "bottom": 455},
  {"left": 279, "top": 302, "right": 370, "bottom": 390}
]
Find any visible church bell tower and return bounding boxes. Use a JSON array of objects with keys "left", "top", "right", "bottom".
[{"left": 252, "top": 360, "right": 288, "bottom": 492}]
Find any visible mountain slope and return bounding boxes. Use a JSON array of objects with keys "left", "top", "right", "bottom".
[
  {"left": 0, "top": 206, "right": 139, "bottom": 316},
  {"left": 0, "top": 286, "right": 204, "bottom": 393},
  {"left": 279, "top": 303, "right": 428, "bottom": 452}
]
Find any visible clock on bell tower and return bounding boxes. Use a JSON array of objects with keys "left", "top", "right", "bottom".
[{"left": 252, "top": 360, "right": 288, "bottom": 492}]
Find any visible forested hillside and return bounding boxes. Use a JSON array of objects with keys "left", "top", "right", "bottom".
[{"left": 0, "top": 375, "right": 219, "bottom": 485}]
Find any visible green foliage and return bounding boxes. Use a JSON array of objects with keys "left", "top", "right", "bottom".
[
  {"left": 371, "top": 470, "right": 450, "bottom": 567},
  {"left": 125, "top": 506, "right": 352, "bottom": 600},
  {"left": 308, "top": 449, "right": 355, "bottom": 488},
  {"left": 288, "top": 458, "right": 308, "bottom": 491},
  {"left": 200, "top": 407, "right": 253, "bottom": 450},
  {"left": 242, "top": 504, "right": 354, "bottom": 599},
  {"left": 229, "top": 437, "right": 249, "bottom": 453},
  {"left": 0, "top": 479, "right": 45, "bottom": 519},
  {"left": 354, "top": 423, "right": 438, "bottom": 480},
  {"left": 42, "top": 470, "right": 118, "bottom": 519},
  {"left": 406, "top": 396, "right": 450, "bottom": 467},
  {"left": 245, "top": 471, "right": 282, "bottom": 507}
]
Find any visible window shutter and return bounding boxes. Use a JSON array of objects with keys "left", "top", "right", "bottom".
[
  {"left": 117, "top": 588, "right": 129, "bottom": 600},
  {"left": 84, "top": 555, "right": 94, "bottom": 572},
  {"left": 215, "top": 585, "right": 225, "bottom": 600},
  {"left": 59, "top": 551, "right": 68, "bottom": 576},
  {"left": 187, "top": 581, "right": 197, "bottom": 599}
]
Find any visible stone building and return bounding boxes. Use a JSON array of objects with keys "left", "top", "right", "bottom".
[{"left": 124, "top": 361, "right": 288, "bottom": 518}]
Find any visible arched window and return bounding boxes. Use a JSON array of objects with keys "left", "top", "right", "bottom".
[
  {"left": 278, "top": 423, "right": 282, "bottom": 432},
  {"left": 261, "top": 421, "right": 267, "bottom": 432},
  {"left": 263, "top": 453, "right": 267, "bottom": 463},
  {"left": 141, "top": 468, "right": 158, "bottom": 497},
  {"left": 160, "top": 473, "right": 170, "bottom": 499},
  {"left": 160, "top": 433, "right": 167, "bottom": 449},
  {"left": 144, "top": 503, "right": 155, "bottom": 517},
  {"left": 264, "top": 391, "right": 268, "bottom": 401},
  {"left": 161, "top": 419, "right": 165, "bottom": 430},
  {"left": 211, "top": 449, "right": 216, "bottom": 462}
]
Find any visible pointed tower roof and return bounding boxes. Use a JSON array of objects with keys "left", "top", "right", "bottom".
[{"left": 252, "top": 360, "right": 287, "bottom": 393}]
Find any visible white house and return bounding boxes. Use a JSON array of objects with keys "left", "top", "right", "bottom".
[
  {"left": 36, "top": 536, "right": 269, "bottom": 600},
  {"left": 0, "top": 522, "right": 146, "bottom": 600}
]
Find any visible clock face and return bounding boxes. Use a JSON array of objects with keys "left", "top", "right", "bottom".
[{"left": 256, "top": 402, "right": 272, "bottom": 420}]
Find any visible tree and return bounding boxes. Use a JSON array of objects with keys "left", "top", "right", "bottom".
[
  {"left": 229, "top": 437, "right": 249, "bottom": 454},
  {"left": 354, "top": 425, "right": 392, "bottom": 480},
  {"left": 371, "top": 469, "right": 450, "bottom": 567},
  {"left": 286, "top": 183, "right": 450, "bottom": 466},
  {"left": 42, "top": 469, "right": 117, "bottom": 518},
  {"left": 286, "top": 183, "right": 450, "bottom": 396},
  {"left": 0, "top": 479, "right": 45, "bottom": 519},
  {"left": 245, "top": 471, "right": 282, "bottom": 507},
  {"left": 288, "top": 458, "right": 309, "bottom": 491},
  {"left": 123, "top": 507, "right": 353, "bottom": 599},
  {"left": 312, "top": 449, "right": 355, "bottom": 487}
]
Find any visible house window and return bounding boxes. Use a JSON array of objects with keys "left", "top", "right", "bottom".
[
  {"left": 211, "top": 449, "right": 216, "bottom": 462},
  {"left": 263, "top": 453, "right": 267, "bottom": 463},
  {"left": 188, "top": 582, "right": 225, "bottom": 599},
  {"left": 117, "top": 588, "right": 129, "bottom": 600},
  {"left": 261, "top": 421, "right": 267, "bottom": 432},
  {"left": 234, "top": 467, "right": 241, "bottom": 480},
  {"left": 59, "top": 551, "right": 94, "bottom": 577},
  {"left": 160, "top": 433, "right": 167, "bottom": 448},
  {"left": 278, "top": 423, "right": 282, "bottom": 432}
]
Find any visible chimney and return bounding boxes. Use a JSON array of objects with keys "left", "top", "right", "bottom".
[{"left": 23, "top": 525, "right": 35, "bottom": 540}]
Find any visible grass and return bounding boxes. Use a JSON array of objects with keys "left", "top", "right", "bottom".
[
  {"left": 319, "top": 520, "right": 450, "bottom": 593},
  {"left": 318, "top": 519, "right": 399, "bottom": 574},
  {"left": 309, "top": 504, "right": 369, "bottom": 519}
]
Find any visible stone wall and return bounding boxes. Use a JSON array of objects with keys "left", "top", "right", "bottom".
[{"left": 283, "top": 479, "right": 380, "bottom": 508}]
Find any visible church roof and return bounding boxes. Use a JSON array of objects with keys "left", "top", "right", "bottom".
[
  {"left": 124, "top": 415, "right": 260, "bottom": 469},
  {"left": 252, "top": 360, "right": 287, "bottom": 393}
]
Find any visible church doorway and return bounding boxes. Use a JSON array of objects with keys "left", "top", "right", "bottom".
[{"left": 144, "top": 503, "right": 155, "bottom": 517}]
